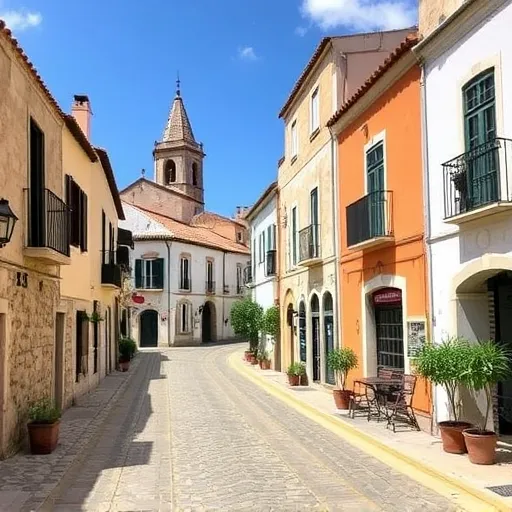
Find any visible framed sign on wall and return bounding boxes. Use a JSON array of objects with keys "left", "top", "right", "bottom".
[{"left": 407, "top": 318, "right": 426, "bottom": 357}]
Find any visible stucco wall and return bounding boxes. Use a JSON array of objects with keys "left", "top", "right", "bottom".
[{"left": 419, "top": 0, "right": 465, "bottom": 37}]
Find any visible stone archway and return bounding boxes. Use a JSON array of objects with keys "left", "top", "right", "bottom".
[
  {"left": 140, "top": 309, "right": 158, "bottom": 347},
  {"left": 202, "top": 301, "right": 217, "bottom": 343}
]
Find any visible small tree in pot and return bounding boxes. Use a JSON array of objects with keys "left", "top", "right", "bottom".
[
  {"left": 462, "top": 341, "right": 512, "bottom": 465},
  {"left": 231, "top": 298, "right": 263, "bottom": 358},
  {"left": 260, "top": 306, "right": 280, "bottom": 369},
  {"left": 327, "top": 347, "right": 358, "bottom": 410},
  {"left": 27, "top": 398, "right": 61, "bottom": 454},
  {"left": 287, "top": 362, "right": 306, "bottom": 386},
  {"left": 415, "top": 336, "right": 472, "bottom": 453},
  {"left": 119, "top": 336, "right": 137, "bottom": 372}
]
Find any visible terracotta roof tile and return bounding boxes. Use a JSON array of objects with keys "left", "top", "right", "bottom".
[
  {"left": 327, "top": 35, "right": 419, "bottom": 128},
  {"left": 129, "top": 204, "right": 250, "bottom": 255},
  {"left": 190, "top": 211, "right": 247, "bottom": 229}
]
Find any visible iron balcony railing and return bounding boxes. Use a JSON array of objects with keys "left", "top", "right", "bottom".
[
  {"left": 443, "top": 137, "right": 512, "bottom": 219},
  {"left": 266, "top": 250, "right": 277, "bottom": 276},
  {"left": 25, "top": 188, "right": 70, "bottom": 256},
  {"left": 205, "top": 280, "right": 215, "bottom": 294},
  {"left": 243, "top": 265, "right": 253, "bottom": 285},
  {"left": 298, "top": 224, "right": 320, "bottom": 262},
  {"left": 101, "top": 262, "right": 122, "bottom": 287},
  {"left": 346, "top": 191, "right": 393, "bottom": 248}
]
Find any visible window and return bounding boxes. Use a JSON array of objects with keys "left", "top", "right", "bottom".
[
  {"left": 237, "top": 230, "right": 243, "bottom": 243},
  {"left": 291, "top": 207, "right": 297, "bottom": 266},
  {"left": 29, "top": 118, "right": 45, "bottom": 247},
  {"left": 236, "top": 264, "right": 242, "bottom": 294},
  {"left": 101, "top": 210, "right": 106, "bottom": 263},
  {"left": 366, "top": 142, "right": 385, "bottom": 237},
  {"left": 266, "top": 224, "right": 276, "bottom": 251},
  {"left": 164, "top": 160, "right": 176, "bottom": 184},
  {"left": 75, "top": 310, "right": 89, "bottom": 380},
  {"left": 180, "top": 302, "right": 190, "bottom": 333},
  {"left": 206, "top": 259, "right": 214, "bottom": 293},
  {"left": 291, "top": 120, "right": 298, "bottom": 158},
  {"left": 310, "top": 187, "right": 319, "bottom": 255},
  {"left": 192, "top": 162, "right": 198, "bottom": 186},
  {"left": 311, "top": 87, "right": 319, "bottom": 133},
  {"left": 135, "top": 258, "right": 164, "bottom": 289},
  {"left": 65, "top": 175, "right": 88, "bottom": 252},
  {"left": 180, "top": 256, "right": 191, "bottom": 290}
]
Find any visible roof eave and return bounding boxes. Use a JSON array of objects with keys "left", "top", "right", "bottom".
[{"left": 95, "top": 147, "right": 125, "bottom": 221}]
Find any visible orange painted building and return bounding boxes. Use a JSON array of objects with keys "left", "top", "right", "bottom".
[{"left": 328, "top": 37, "right": 432, "bottom": 429}]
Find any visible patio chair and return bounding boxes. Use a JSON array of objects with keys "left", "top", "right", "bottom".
[
  {"left": 385, "top": 374, "right": 420, "bottom": 432},
  {"left": 348, "top": 380, "right": 370, "bottom": 419}
]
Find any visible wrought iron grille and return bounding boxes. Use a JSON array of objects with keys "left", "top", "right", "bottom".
[{"left": 298, "top": 224, "right": 320, "bottom": 262}]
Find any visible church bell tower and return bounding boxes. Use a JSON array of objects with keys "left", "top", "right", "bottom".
[{"left": 153, "top": 79, "right": 205, "bottom": 206}]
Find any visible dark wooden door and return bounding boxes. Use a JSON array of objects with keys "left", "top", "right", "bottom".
[
  {"left": 202, "top": 304, "right": 212, "bottom": 343},
  {"left": 140, "top": 310, "right": 158, "bottom": 348},
  {"left": 312, "top": 316, "right": 321, "bottom": 382}
]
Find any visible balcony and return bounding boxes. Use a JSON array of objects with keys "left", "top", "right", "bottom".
[
  {"left": 346, "top": 191, "right": 394, "bottom": 250},
  {"left": 243, "top": 266, "right": 254, "bottom": 288},
  {"left": 101, "top": 262, "right": 122, "bottom": 288},
  {"left": 266, "top": 250, "right": 277, "bottom": 277},
  {"left": 24, "top": 188, "right": 71, "bottom": 265},
  {"left": 443, "top": 138, "right": 512, "bottom": 224},
  {"left": 223, "top": 284, "right": 230, "bottom": 294},
  {"left": 298, "top": 224, "right": 321, "bottom": 266},
  {"left": 205, "top": 280, "right": 215, "bottom": 294}
]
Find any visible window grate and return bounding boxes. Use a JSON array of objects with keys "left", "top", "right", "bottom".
[{"left": 486, "top": 485, "right": 512, "bottom": 497}]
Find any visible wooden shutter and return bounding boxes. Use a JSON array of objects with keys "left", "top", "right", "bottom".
[
  {"left": 272, "top": 224, "right": 277, "bottom": 250},
  {"left": 65, "top": 174, "right": 72, "bottom": 206},
  {"left": 135, "top": 259, "right": 142, "bottom": 288},
  {"left": 80, "top": 191, "right": 88, "bottom": 252},
  {"left": 154, "top": 258, "right": 164, "bottom": 289},
  {"left": 70, "top": 181, "right": 81, "bottom": 247},
  {"left": 101, "top": 210, "right": 106, "bottom": 263},
  {"left": 81, "top": 312, "right": 89, "bottom": 375}
]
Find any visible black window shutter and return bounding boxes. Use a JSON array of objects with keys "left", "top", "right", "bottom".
[
  {"left": 65, "top": 175, "right": 72, "bottom": 206},
  {"left": 70, "top": 181, "right": 81, "bottom": 247},
  {"left": 80, "top": 191, "right": 88, "bottom": 252},
  {"left": 101, "top": 210, "right": 106, "bottom": 263},
  {"left": 135, "top": 259, "right": 142, "bottom": 288},
  {"left": 155, "top": 258, "right": 164, "bottom": 289}
]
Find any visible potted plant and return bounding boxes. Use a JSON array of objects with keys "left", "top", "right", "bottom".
[
  {"left": 119, "top": 336, "right": 137, "bottom": 371},
  {"left": 250, "top": 348, "right": 259, "bottom": 365},
  {"left": 27, "top": 398, "right": 61, "bottom": 454},
  {"left": 327, "top": 347, "right": 358, "bottom": 410},
  {"left": 258, "top": 350, "right": 271, "bottom": 370},
  {"left": 415, "top": 337, "right": 473, "bottom": 454},
  {"left": 462, "top": 341, "right": 512, "bottom": 465},
  {"left": 287, "top": 362, "right": 306, "bottom": 386}
]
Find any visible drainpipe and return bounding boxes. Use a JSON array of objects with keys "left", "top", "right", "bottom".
[
  {"left": 165, "top": 240, "right": 172, "bottom": 347},
  {"left": 329, "top": 126, "right": 341, "bottom": 349},
  {"left": 222, "top": 250, "right": 226, "bottom": 339},
  {"left": 418, "top": 60, "right": 437, "bottom": 429}
]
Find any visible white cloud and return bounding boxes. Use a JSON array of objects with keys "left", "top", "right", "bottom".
[
  {"left": 238, "top": 46, "right": 258, "bottom": 61},
  {"left": 0, "top": 8, "right": 42, "bottom": 31},
  {"left": 299, "top": 0, "right": 416, "bottom": 32},
  {"left": 295, "top": 26, "right": 308, "bottom": 37}
]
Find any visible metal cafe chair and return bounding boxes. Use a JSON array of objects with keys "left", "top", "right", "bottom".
[{"left": 385, "top": 374, "right": 420, "bottom": 432}]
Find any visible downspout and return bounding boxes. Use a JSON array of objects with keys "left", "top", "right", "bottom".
[
  {"left": 165, "top": 240, "right": 172, "bottom": 347},
  {"left": 275, "top": 187, "right": 281, "bottom": 371},
  {"left": 222, "top": 251, "right": 226, "bottom": 339},
  {"left": 418, "top": 60, "right": 437, "bottom": 430}
]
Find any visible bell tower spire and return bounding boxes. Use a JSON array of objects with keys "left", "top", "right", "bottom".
[{"left": 153, "top": 78, "right": 205, "bottom": 206}]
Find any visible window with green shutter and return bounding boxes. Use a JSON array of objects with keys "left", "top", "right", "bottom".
[
  {"left": 135, "top": 258, "right": 164, "bottom": 289},
  {"left": 135, "top": 259, "right": 142, "bottom": 288},
  {"left": 366, "top": 142, "right": 385, "bottom": 238},
  {"left": 463, "top": 68, "right": 498, "bottom": 207}
]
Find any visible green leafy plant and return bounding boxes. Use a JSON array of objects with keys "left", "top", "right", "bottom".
[
  {"left": 462, "top": 340, "right": 512, "bottom": 432},
  {"left": 263, "top": 306, "right": 280, "bottom": 340},
  {"left": 327, "top": 347, "right": 358, "bottom": 391},
  {"left": 88, "top": 311, "right": 104, "bottom": 323},
  {"left": 257, "top": 349, "right": 269, "bottom": 362},
  {"left": 28, "top": 398, "right": 61, "bottom": 424},
  {"left": 287, "top": 362, "right": 306, "bottom": 377},
  {"left": 230, "top": 298, "right": 263, "bottom": 351},
  {"left": 119, "top": 336, "right": 137, "bottom": 362},
  {"left": 414, "top": 336, "right": 471, "bottom": 421}
]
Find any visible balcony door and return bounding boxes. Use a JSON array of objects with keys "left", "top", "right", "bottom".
[
  {"left": 29, "top": 119, "right": 45, "bottom": 246},
  {"left": 463, "top": 69, "right": 498, "bottom": 209},
  {"left": 310, "top": 188, "right": 319, "bottom": 258},
  {"left": 366, "top": 142, "right": 385, "bottom": 238}
]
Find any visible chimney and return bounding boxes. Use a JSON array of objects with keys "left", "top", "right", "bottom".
[{"left": 72, "top": 94, "right": 92, "bottom": 140}]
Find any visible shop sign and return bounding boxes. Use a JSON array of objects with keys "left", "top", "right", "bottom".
[
  {"left": 373, "top": 288, "right": 402, "bottom": 305},
  {"left": 132, "top": 293, "right": 145, "bottom": 304},
  {"left": 407, "top": 319, "right": 426, "bottom": 357}
]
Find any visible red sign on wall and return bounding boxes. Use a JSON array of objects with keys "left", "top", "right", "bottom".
[
  {"left": 373, "top": 288, "right": 402, "bottom": 305},
  {"left": 132, "top": 294, "right": 145, "bottom": 304}
]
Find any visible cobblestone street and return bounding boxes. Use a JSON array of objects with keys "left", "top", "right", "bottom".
[{"left": 45, "top": 343, "right": 457, "bottom": 511}]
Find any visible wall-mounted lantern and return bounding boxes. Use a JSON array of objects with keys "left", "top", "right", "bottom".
[{"left": 0, "top": 199, "right": 18, "bottom": 248}]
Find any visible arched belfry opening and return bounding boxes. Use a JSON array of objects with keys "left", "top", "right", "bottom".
[{"left": 164, "top": 160, "right": 176, "bottom": 184}]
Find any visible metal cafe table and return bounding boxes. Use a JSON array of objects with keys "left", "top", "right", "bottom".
[{"left": 350, "top": 376, "right": 403, "bottom": 421}]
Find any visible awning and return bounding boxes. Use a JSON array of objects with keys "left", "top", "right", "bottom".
[{"left": 118, "top": 227, "right": 134, "bottom": 249}]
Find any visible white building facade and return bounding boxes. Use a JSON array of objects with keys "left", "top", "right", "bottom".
[
  {"left": 418, "top": 0, "right": 512, "bottom": 434},
  {"left": 245, "top": 183, "right": 279, "bottom": 365}
]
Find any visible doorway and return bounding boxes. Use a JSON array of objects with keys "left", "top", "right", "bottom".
[
  {"left": 286, "top": 303, "right": 295, "bottom": 366},
  {"left": 299, "top": 301, "right": 307, "bottom": 363},
  {"left": 140, "top": 310, "right": 158, "bottom": 347},
  {"left": 373, "top": 288, "right": 404, "bottom": 371},
  {"left": 202, "top": 301, "right": 216, "bottom": 343},
  {"left": 311, "top": 295, "right": 321, "bottom": 381},
  {"left": 490, "top": 272, "right": 512, "bottom": 434},
  {"left": 323, "top": 293, "right": 334, "bottom": 384},
  {"left": 54, "top": 313, "right": 65, "bottom": 410}
]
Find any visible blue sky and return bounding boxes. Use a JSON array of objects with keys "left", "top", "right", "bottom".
[{"left": 2, "top": 0, "right": 417, "bottom": 217}]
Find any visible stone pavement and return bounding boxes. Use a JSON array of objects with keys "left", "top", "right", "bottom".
[{"left": 0, "top": 343, "right": 459, "bottom": 511}]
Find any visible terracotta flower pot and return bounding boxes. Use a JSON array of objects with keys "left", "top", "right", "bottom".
[
  {"left": 250, "top": 356, "right": 258, "bottom": 365},
  {"left": 300, "top": 374, "right": 308, "bottom": 386},
  {"left": 438, "top": 421, "right": 473, "bottom": 454},
  {"left": 288, "top": 374, "right": 300, "bottom": 386},
  {"left": 463, "top": 428, "right": 498, "bottom": 465},
  {"left": 333, "top": 389, "right": 351, "bottom": 410},
  {"left": 119, "top": 360, "right": 130, "bottom": 372},
  {"left": 260, "top": 359, "right": 271, "bottom": 370},
  {"left": 244, "top": 351, "right": 252, "bottom": 361},
  {"left": 28, "top": 420, "right": 60, "bottom": 454}
]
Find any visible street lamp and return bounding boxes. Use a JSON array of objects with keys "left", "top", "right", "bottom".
[{"left": 0, "top": 199, "right": 18, "bottom": 248}]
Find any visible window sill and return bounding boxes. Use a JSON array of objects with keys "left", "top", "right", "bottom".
[
  {"left": 179, "top": 288, "right": 192, "bottom": 293},
  {"left": 290, "top": 155, "right": 297, "bottom": 165},
  {"left": 309, "top": 127, "right": 320, "bottom": 142},
  {"left": 136, "top": 288, "right": 163, "bottom": 292}
]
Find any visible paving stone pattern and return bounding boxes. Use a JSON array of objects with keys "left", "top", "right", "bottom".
[{"left": 4, "top": 344, "right": 459, "bottom": 511}]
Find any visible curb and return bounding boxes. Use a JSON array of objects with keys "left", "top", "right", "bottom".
[{"left": 229, "top": 350, "right": 510, "bottom": 512}]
